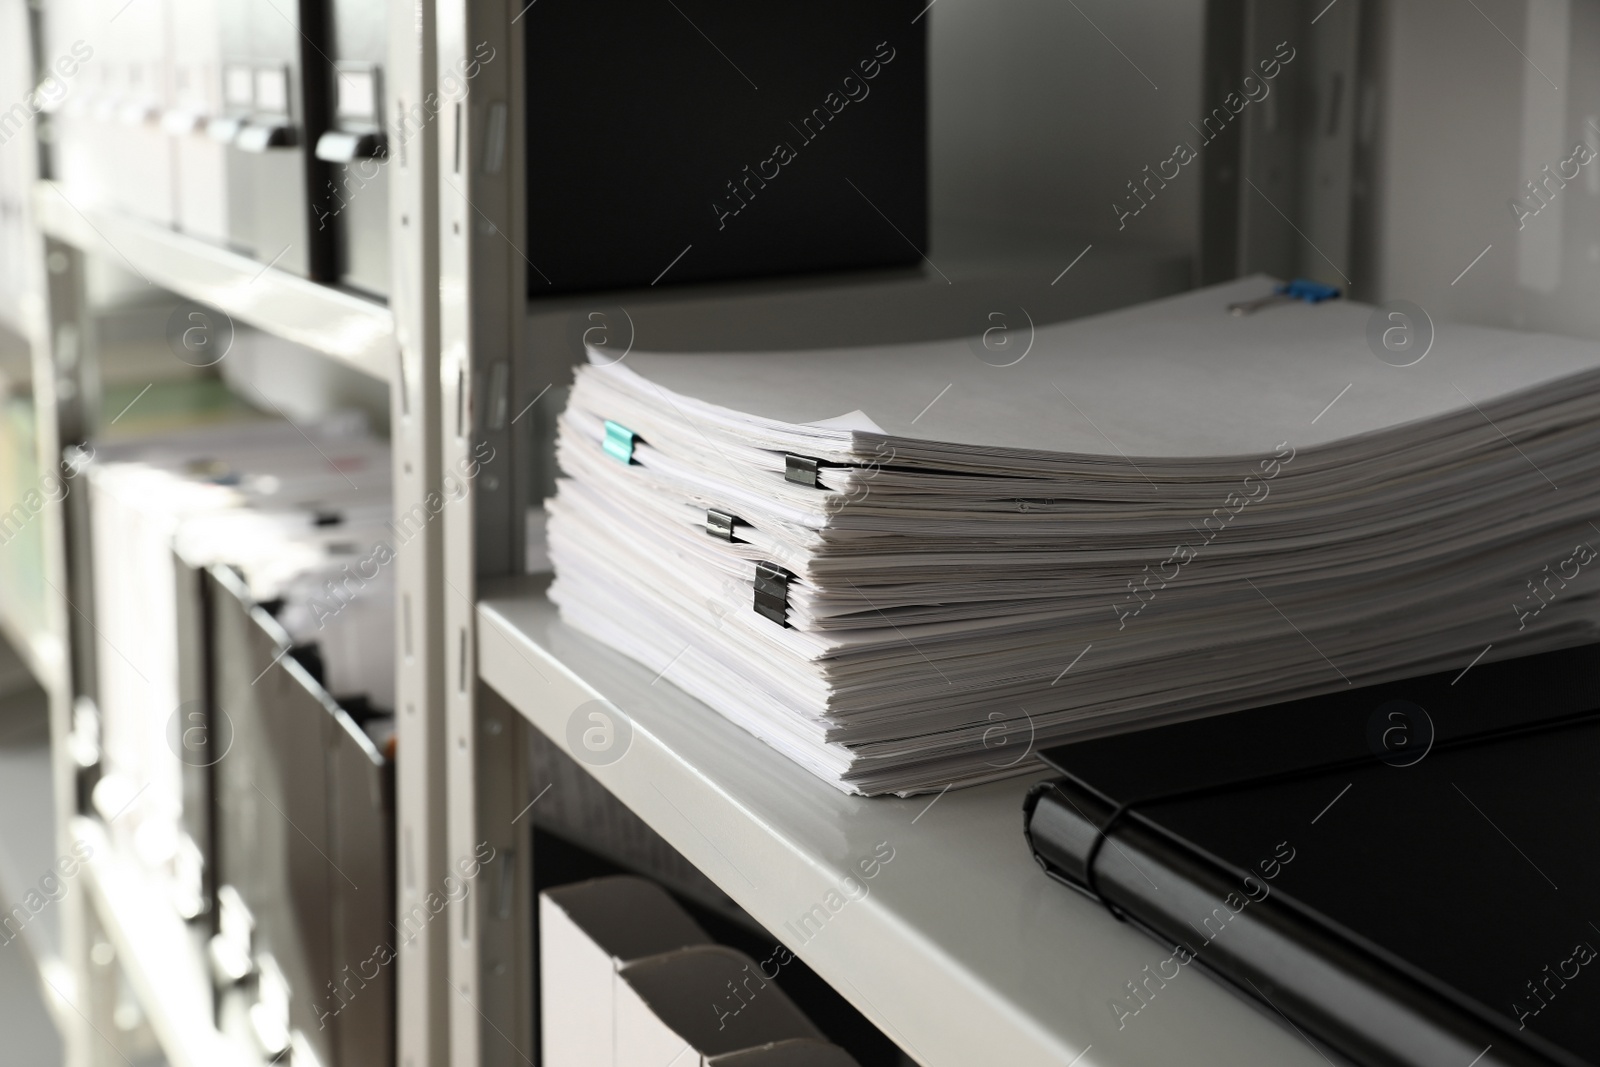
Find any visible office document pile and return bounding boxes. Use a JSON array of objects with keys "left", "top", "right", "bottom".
[
  {"left": 89, "top": 416, "right": 394, "bottom": 900},
  {"left": 548, "top": 279, "right": 1600, "bottom": 795}
]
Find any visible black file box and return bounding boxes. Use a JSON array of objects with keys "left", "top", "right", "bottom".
[
  {"left": 522, "top": 0, "right": 928, "bottom": 294},
  {"left": 314, "top": 0, "right": 390, "bottom": 297},
  {"left": 206, "top": 564, "right": 394, "bottom": 1067}
]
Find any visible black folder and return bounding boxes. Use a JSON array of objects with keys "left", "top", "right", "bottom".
[{"left": 1024, "top": 644, "right": 1600, "bottom": 1067}]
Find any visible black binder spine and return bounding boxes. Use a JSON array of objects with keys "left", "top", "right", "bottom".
[{"left": 1023, "top": 781, "right": 1576, "bottom": 1067}]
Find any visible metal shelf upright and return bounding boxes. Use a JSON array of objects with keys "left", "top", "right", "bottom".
[
  {"left": 10, "top": 1, "right": 452, "bottom": 1064},
  {"left": 436, "top": 3, "right": 533, "bottom": 1065}
]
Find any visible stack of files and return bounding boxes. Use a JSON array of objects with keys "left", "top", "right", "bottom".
[
  {"left": 548, "top": 277, "right": 1600, "bottom": 795},
  {"left": 88, "top": 414, "right": 393, "bottom": 904},
  {"left": 541, "top": 876, "right": 859, "bottom": 1067}
]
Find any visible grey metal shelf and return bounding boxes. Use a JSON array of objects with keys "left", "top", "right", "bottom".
[
  {"left": 477, "top": 576, "right": 1323, "bottom": 1067},
  {"left": 31, "top": 181, "right": 397, "bottom": 384}
]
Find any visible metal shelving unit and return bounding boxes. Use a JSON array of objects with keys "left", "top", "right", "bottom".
[
  {"left": 7, "top": 3, "right": 1301, "bottom": 1067},
  {"left": 12, "top": 2, "right": 448, "bottom": 1066}
]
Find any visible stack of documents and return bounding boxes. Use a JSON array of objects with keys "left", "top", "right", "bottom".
[
  {"left": 88, "top": 415, "right": 393, "bottom": 894},
  {"left": 548, "top": 277, "right": 1600, "bottom": 795}
]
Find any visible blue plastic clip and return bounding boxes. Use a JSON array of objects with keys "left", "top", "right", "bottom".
[
  {"left": 1278, "top": 278, "right": 1341, "bottom": 303},
  {"left": 603, "top": 420, "right": 638, "bottom": 464},
  {"left": 1228, "top": 278, "right": 1342, "bottom": 316}
]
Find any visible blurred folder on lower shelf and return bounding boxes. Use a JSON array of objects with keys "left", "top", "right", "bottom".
[
  {"left": 86, "top": 414, "right": 392, "bottom": 908},
  {"left": 80, "top": 412, "right": 397, "bottom": 1067},
  {"left": 205, "top": 564, "right": 393, "bottom": 1067},
  {"left": 1024, "top": 642, "right": 1600, "bottom": 1067}
]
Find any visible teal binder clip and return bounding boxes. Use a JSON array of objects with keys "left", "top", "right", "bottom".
[{"left": 603, "top": 420, "right": 638, "bottom": 464}]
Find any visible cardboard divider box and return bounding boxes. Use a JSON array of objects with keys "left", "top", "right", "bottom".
[
  {"left": 616, "top": 945, "right": 827, "bottom": 1066},
  {"left": 540, "top": 875, "right": 711, "bottom": 1067},
  {"left": 709, "top": 1039, "right": 861, "bottom": 1067}
]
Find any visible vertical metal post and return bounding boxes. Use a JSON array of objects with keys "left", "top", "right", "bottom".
[
  {"left": 30, "top": 230, "right": 95, "bottom": 1065},
  {"left": 7, "top": 6, "right": 97, "bottom": 1057},
  {"left": 387, "top": 3, "right": 450, "bottom": 1065},
  {"left": 437, "top": 2, "right": 530, "bottom": 1064}
]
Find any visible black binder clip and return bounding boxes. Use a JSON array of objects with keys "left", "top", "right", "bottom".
[
  {"left": 705, "top": 509, "right": 742, "bottom": 542},
  {"left": 753, "top": 562, "right": 792, "bottom": 627},
  {"left": 785, "top": 454, "right": 822, "bottom": 488}
]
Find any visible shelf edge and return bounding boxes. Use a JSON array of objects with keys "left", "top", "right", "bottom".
[{"left": 32, "top": 182, "right": 396, "bottom": 384}]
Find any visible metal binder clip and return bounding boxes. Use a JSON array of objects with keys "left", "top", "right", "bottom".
[
  {"left": 785, "top": 454, "right": 821, "bottom": 487},
  {"left": 753, "top": 562, "right": 792, "bottom": 626},
  {"left": 706, "top": 509, "right": 741, "bottom": 542},
  {"left": 1228, "top": 278, "right": 1341, "bottom": 316}
]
